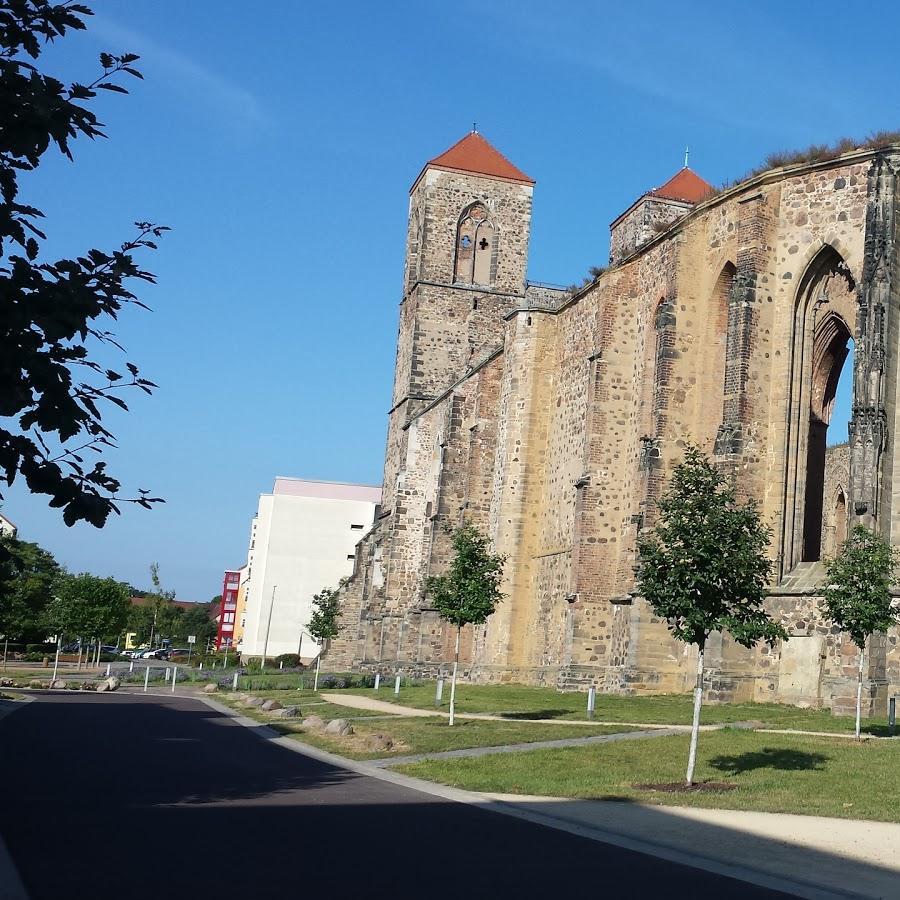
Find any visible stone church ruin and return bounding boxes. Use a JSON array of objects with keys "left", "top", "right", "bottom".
[{"left": 329, "top": 131, "right": 900, "bottom": 715}]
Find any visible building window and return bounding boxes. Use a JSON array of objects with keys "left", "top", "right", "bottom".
[
  {"left": 347, "top": 554, "right": 355, "bottom": 560},
  {"left": 351, "top": 523, "right": 364, "bottom": 530}
]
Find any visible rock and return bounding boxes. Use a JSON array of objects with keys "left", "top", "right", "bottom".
[
  {"left": 96, "top": 677, "right": 120, "bottom": 693},
  {"left": 302, "top": 715, "right": 325, "bottom": 729},
  {"left": 29, "top": 680, "right": 45, "bottom": 689},
  {"left": 275, "top": 705, "right": 301, "bottom": 718},
  {"left": 0, "top": 678, "right": 13, "bottom": 687},
  {"left": 107, "top": 676, "right": 120, "bottom": 691},
  {"left": 366, "top": 733, "right": 393, "bottom": 751},
  {"left": 80, "top": 681, "right": 95, "bottom": 691},
  {"left": 95, "top": 680, "right": 109, "bottom": 692},
  {"left": 324, "top": 718, "right": 354, "bottom": 736},
  {"left": 202, "top": 683, "right": 219, "bottom": 694},
  {"left": 50, "top": 679, "right": 67, "bottom": 690},
  {"left": 260, "top": 699, "right": 282, "bottom": 711},
  {"left": 244, "top": 696, "right": 265, "bottom": 707}
]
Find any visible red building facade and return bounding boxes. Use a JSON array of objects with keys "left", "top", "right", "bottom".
[{"left": 215, "top": 569, "right": 240, "bottom": 650}]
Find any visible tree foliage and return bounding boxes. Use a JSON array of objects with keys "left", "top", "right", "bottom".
[
  {"left": 0, "top": 532, "right": 60, "bottom": 637},
  {"left": 45, "top": 571, "right": 129, "bottom": 639},
  {"left": 823, "top": 525, "right": 899, "bottom": 650},
  {"left": 636, "top": 447, "right": 786, "bottom": 651},
  {"left": 0, "top": 0, "right": 166, "bottom": 532},
  {"left": 426, "top": 523, "right": 505, "bottom": 629},
  {"left": 308, "top": 586, "right": 341, "bottom": 643}
]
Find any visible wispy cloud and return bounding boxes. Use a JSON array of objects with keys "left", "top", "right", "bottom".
[{"left": 91, "top": 16, "right": 269, "bottom": 128}]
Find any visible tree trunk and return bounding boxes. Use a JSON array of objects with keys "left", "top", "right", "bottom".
[
  {"left": 685, "top": 644, "right": 705, "bottom": 786},
  {"left": 449, "top": 625, "right": 461, "bottom": 726},
  {"left": 2, "top": 636, "right": 7, "bottom": 672},
  {"left": 314, "top": 654, "right": 321, "bottom": 692},
  {"left": 855, "top": 644, "right": 865, "bottom": 740},
  {"left": 77, "top": 638, "right": 83, "bottom": 670}
]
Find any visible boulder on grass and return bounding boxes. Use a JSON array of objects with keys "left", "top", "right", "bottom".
[
  {"left": 366, "top": 733, "right": 393, "bottom": 751},
  {"left": 79, "top": 681, "right": 95, "bottom": 691},
  {"left": 302, "top": 715, "right": 324, "bottom": 729},
  {"left": 202, "top": 683, "right": 218, "bottom": 694},
  {"left": 29, "top": 679, "right": 45, "bottom": 689},
  {"left": 50, "top": 679, "right": 67, "bottom": 690},
  {"left": 244, "top": 696, "right": 265, "bottom": 707},
  {"left": 260, "top": 699, "right": 282, "bottom": 711},
  {"left": 95, "top": 680, "right": 109, "bottom": 693},
  {"left": 324, "top": 718, "right": 353, "bottom": 736},
  {"left": 275, "top": 705, "right": 301, "bottom": 718}
]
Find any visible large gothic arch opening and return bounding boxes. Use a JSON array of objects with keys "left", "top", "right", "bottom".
[{"left": 781, "top": 245, "right": 856, "bottom": 572}]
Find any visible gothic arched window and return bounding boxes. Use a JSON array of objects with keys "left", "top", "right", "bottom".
[{"left": 454, "top": 203, "right": 496, "bottom": 285}]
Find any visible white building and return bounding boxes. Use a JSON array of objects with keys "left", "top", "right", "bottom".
[
  {"left": 0, "top": 512, "right": 16, "bottom": 538},
  {"left": 240, "top": 478, "right": 381, "bottom": 661}
]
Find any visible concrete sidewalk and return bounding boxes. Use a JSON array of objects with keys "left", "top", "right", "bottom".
[{"left": 484, "top": 793, "right": 900, "bottom": 900}]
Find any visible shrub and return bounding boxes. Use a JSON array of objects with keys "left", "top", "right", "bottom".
[
  {"left": 26, "top": 643, "right": 52, "bottom": 654},
  {"left": 275, "top": 653, "right": 301, "bottom": 668}
]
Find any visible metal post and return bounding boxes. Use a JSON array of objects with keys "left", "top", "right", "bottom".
[
  {"left": 105, "top": 663, "right": 111, "bottom": 678},
  {"left": 51, "top": 635, "right": 62, "bottom": 684},
  {"left": 199, "top": 662, "right": 203, "bottom": 672},
  {"left": 2, "top": 636, "right": 7, "bottom": 672},
  {"left": 435, "top": 677, "right": 443, "bottom": 705},
  {"left": 261, "top": 585, "right": 277, "bottom": 669},
  {"left": 314, "top": 654, "right": 321, "bottom": 691},
  {"left": 374, "top": 672, "right": 380, "bottom": 691},
  {"left": 129, "top": 659, "right": 134, "bottom": 673},
  {"left": 232, "top": 672, "right": 239, "bottom": 691},
  {"left": 587, "top": 686, "right": 596, "bottom": 719},
  {"left": 394, "top": 674, "right": 401, "bottom": 696},
  {"left": 171, "top": 666, "right": 176, "bottom": 693},
  {"left": 890, "top": 697, "right": 896, "bottom": 736},
  {"left": 280, "top": 660, "right": 284, "bottom": 670},
  {"left": 143, "top": 666, "right": 150, "bottom": 693},
  {"left": 165, "top": 667, "right": 170, "bottom": 683}
]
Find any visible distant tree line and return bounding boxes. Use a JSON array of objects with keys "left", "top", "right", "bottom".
[{"left": 0, "top": 532, "right": 216, "bottom": 657}]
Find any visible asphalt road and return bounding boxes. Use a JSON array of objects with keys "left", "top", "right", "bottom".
[{"left": 0, "top": 693, "right": 793, "bottom": 899}]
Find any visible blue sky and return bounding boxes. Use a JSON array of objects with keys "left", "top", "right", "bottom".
[{"left": 1, "top": 0, "right": 884, "bottom": 597}]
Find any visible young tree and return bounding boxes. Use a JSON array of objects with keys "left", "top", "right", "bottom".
[
  {"left": 308, "top": 586, "right": 341, "bottom": 691},
  {"left": 823, "top": 525, "right": 900, "bottom": 739},
  {"left": 425, "top": 523, "right": 505, "bottom": 725},
  {"left": 0, "top": 1, "right": 166, "bottom": 538},
  {"left": 636, "top": 447, "right": 786, "bottom": 785}
]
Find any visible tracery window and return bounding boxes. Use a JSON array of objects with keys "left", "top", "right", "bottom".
[{"left": 454, "top": 203, "right": 496, "bottom": 285}]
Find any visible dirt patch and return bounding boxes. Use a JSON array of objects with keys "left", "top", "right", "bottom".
[{"left": 633, "top": 781, "right": 738, "bottom": 794}]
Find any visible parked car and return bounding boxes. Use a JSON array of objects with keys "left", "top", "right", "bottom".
[{"left": 140, "top": 648, "right": 169, "bottom": 660}]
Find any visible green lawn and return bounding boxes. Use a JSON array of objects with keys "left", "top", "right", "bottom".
[
  {"left": 218, "top": 692, "right": 630, "bottom": 760},
  {"left": 341, "top": 683, "right": 893, "bottom": 735},
  {"left": 398, "top": 729, "right": 900, "bottom": 821}
]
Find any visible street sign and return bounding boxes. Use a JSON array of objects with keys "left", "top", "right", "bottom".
[{"left": 187, "top": 635, "right": 196, "bottom": 644}]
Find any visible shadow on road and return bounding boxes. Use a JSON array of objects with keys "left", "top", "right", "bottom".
[{"left": 0, "top": 693, "right": 896, "bottom": 900}]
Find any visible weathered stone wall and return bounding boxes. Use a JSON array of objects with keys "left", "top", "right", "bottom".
[
  {"left": 609, "top": 196, "right": 692, "bottom": 264},
  {"left": 333, "top": 143, "right": 900, "bottom": 716}
]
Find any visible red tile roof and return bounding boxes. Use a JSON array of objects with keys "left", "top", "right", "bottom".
[
  {"left": 649, "top": 167, "right": 714, "bottom": 204},
  {"left": 414, "top": 132, "right": 534, "bottom": 189}
]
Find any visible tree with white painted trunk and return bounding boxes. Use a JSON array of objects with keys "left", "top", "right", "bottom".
[
  {"left": 823, "top": 525, "right": 899, "bottom": 740},
  {"left": 636, "top": 447, "right": 786, "bottom": 786},
  {"left": 426, "top": 523, "right": 505, "bottom": 726}
]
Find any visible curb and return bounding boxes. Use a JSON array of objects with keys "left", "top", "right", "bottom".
[{"left": 200, "top": 696, "right": 863, "bottom": 900}]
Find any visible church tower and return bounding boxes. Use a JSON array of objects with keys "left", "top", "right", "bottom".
[{"left": 381, "top": 132, "right": 535, "bottom": 517}]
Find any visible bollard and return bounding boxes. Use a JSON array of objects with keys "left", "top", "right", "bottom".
[
  {"left": 890, "top": 697, "right": 896, "bottom": 736},
  {"left": 280, "top": 660, "right": 284, "bottom": 670},
  {"left": 394, "top": 674, "right": 401, "bottom": 696},
  {"left": 587, "top": 686, "right": 596, "bottom": 719},
  {"left": 171, "top": 667, "right": 177, "bottom": 693},
  {"left": 232, "top": 672, "right": 239, "bottom": 691},
  {"left": 199, "top": 662, "right": 203, "bottom": 672},
  {"left": 374, "top": 672, "right": 381, "bottom": 691},
  {"left": 129, "top": 660, "right": 134, "bottom": 673},
  {"left": 436, "top": 678, "right": 444, "bottom": 704},
  {"left": 165, "top": 667, "right": 170, "bottom": 683},
  {"left": 105, "top": 663, "right": 111, "bottom": 678},
  {"left": 143, "top": 666, "right": 150, "bottom": 693}
]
